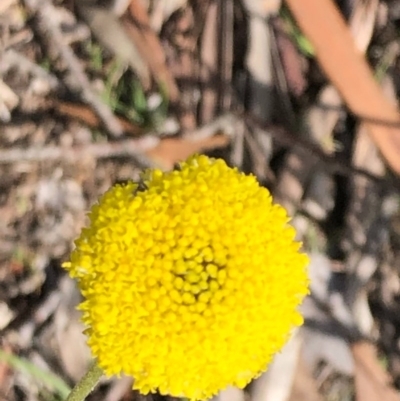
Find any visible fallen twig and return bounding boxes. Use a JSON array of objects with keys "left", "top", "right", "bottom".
[
  {"left": 23, "top": 0, "right": 124, "bottom": 137},
  {"left": 0, "top": 112, "right": 234, "bottom": 167},
  {"left": 0, "top": 137, "right": 159, "bottom": 164},
  {"left": 0, "top": 49, "right": 58, "bottom": 89}
]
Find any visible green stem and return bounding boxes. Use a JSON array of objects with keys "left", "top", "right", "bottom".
[{"left": 65, "top": 361, "right": 103, "bottom": 401}]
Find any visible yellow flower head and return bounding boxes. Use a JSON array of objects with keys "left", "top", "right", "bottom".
[{"left": 64, "top": 155, "right": 309, "bottom": 400}]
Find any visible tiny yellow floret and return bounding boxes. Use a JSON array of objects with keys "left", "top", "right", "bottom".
[{"left": 63, "top": 154, "right": 309, "bottom": 400}]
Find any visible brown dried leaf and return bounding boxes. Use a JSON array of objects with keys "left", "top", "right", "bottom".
[
  {"left": 54, "top": 101, "right": 144, "bottom": 136},
  {"left": 145, "top": 135, "right": 230, "bottom": 169},
  {"left": 121, "top": 0, "right": 180, "bottom": 103},
  {"left": 285, "top": 0, "right": 400, "bottom": 175},
  {"left": 352, "top": 341, "right": 400, "bottom": 401}
]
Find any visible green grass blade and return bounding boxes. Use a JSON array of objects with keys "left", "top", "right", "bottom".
[{"left": 0, "top": 349, "right": 71, "bottom": 398}]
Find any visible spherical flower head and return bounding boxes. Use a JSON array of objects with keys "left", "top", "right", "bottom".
[{"left": 63, "top": 154, "right": 309, "bottom": 400}]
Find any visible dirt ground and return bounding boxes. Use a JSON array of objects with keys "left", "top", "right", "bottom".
[{"left": 1, "top": 1, "right": 400, "bottom": 401}]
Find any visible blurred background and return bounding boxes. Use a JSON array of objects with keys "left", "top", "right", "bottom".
[{"left": 1, "top": 0, "right": 400, "bottom": 400}]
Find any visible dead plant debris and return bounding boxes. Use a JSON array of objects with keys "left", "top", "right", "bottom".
[{"left": 1, "top": 0, "right": 400, "bottom": 400}]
